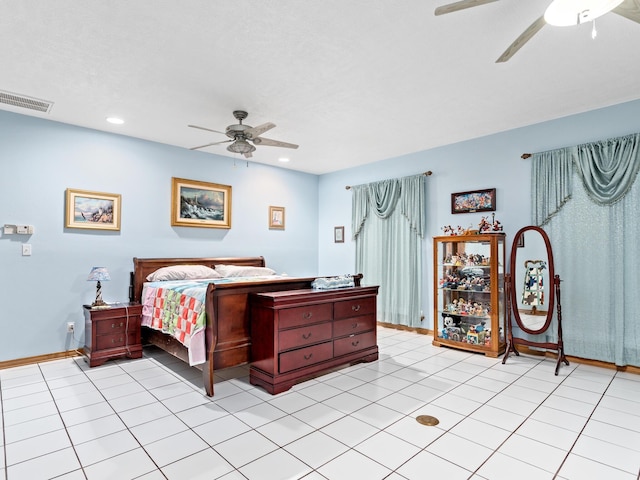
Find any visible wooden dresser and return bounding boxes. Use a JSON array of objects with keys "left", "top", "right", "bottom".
[
  {"left": 83, "top": 303, "right": 143, "bottom": 367},
  {"left": 249, "top": 286, "right": 379, "bottom": 394}
]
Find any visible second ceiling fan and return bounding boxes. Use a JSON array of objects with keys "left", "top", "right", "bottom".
[{"left": 434, "top": 0, "right": 640, "bottom": 62}]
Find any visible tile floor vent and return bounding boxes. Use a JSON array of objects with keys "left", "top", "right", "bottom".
[{"left": 0, "top": 90, "right": 53, "bottom": 113}]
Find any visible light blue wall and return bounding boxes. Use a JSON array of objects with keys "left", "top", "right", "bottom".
[
  {"left": 0, "top": 110, "right": 319, "bottom": 361},
  {"left": 4, "top": 98, "right": 640, "bottom": 361},
  {"left": 318, "top": 99, "right": 640, "bottom": 330}
]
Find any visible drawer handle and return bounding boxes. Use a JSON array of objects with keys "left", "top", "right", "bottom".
[
  {"left": 304, "top": 353, "right": 313, "bottom": 360},
  {"left": 111, "top": 322, "right": 124, "bottom": 329},
  {"left": 302, "top": 333, "right": 312, "bottom": 340},
  {"left": 352, "top": 305, "right": 361, "bottom": 312},
  {"left": 351, "top": 322, "right": 359, "bottom": 329},
  {"left": 351, "top": 340, "right": 360, "bottom": 347},
  {"left": 111, "top": 337, "right": 123, "bottom": 344},
  {"left": 303, "top": 312, "right": 313, "bottom": 319}
]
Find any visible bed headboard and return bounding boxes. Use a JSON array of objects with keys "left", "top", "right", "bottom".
[{"left": 129, "top": 256, "right": 266, "bottom": 303}]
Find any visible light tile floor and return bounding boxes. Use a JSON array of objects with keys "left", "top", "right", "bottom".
[{"left": 1, "top": 326, "right": 639, "bottom": 480}]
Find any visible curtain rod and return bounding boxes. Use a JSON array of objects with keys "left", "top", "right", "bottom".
[
  {"left": 345, "top": 171, "right": 432, "bottom": 190},
  {"left": 521, "top": 153, "right": 532, "bottom": 159}
]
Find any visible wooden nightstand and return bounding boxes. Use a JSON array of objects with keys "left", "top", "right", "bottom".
[{"left": 83, "top": 303, "right": 143, "bottom": 367}]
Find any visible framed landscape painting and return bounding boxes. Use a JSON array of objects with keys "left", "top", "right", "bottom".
[
  {"left": 171, "top": 177, "right": 232, "bottom": 229},
  {"left": 65, "top": 188, "right": 121, "bottom": 231}
]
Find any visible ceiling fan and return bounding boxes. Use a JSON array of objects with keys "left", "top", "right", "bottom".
[
  {"left": 188, "top": 110, "right": 298, "bottom": 158},
  {"left": 434, "top": 0, "right": 640, "bottom": 63}
]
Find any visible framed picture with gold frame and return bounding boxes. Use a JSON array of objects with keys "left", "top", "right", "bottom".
[
  {"left": 65, "top": 188, "right": 121, "bottom": 231},
  {"left": 171, "top": 177, "right": 232, "bottom": 229},
  {"left": 269, "top": 206, "right": 285, "bottom": 230}
]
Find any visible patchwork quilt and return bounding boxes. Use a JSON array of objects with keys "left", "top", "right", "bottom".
[
  {"left": 140, "top": 276, "right": 289, "bottom": 366},
  {"left": 141, "top": 279, "right": 210, "bottom": 365}
]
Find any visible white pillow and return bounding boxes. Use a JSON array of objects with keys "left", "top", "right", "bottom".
[
  {"left": 146, "top": 265, "right": 222, "bottom": 282},
  {"left": 215, "top": 264, "right": 276, "bottom": 277}
]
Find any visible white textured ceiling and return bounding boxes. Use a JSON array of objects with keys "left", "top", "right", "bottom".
[{"left": 2, "top": 1, "right": 640, "bottom": 174}]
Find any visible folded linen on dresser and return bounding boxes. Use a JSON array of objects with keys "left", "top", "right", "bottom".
[{"left": 311, "top": 274, "right": 355, "bottom": 290}]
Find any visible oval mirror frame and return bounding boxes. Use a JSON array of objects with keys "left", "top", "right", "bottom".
[{"left": 510, "top": 226, "right": 555, "bottom": 335}]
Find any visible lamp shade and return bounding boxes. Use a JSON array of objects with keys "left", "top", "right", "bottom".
[
  {"left": 227, "top": 138, "right": 256, "bottom": 155},
  {"left": 87, "top": 267, "right": 110, "bottom": 282},
  {"left": 544, "top": 0, "right": 624, "bottom": 26}
]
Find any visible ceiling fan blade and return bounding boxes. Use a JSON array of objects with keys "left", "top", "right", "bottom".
[
  {"left": 496, "top": 15, "right": 546, "bottom": 63},
  {"left": 613, "top": 0, "right": 640, "bottom": 23},
  {"left": 189, "top": 139, "right": 233, "bottom": 150},
  {"left": 435, "top": 0, "right": 499, "bottom": 16},
  {"left": 252, "top": 137, "right": 299, "bottom": 149},
  {"left": 188, "top": 124, "right": 227, "bottom": 135},
  {"left": 245, "top": 122, "right": 276, "bottom": 139}
]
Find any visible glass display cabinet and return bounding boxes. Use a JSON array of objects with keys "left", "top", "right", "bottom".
[{"left": 432, "top": 234, "right": 506, "bottom": 357}]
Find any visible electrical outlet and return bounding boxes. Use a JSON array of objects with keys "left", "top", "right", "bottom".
[{"left": 66, "top": 322, "right": 75, "bottom": 333}]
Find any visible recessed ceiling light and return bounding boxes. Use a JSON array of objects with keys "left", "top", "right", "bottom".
[
  {"left": 106, "top": 117, "right": 124, "bottom": 125},
  {"left": 278, "top": 157, "right": 290, "bottom": 163}
]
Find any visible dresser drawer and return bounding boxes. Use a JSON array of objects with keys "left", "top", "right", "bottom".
[
  {"left": 95, "top": 318, "right": 129, "bottom": 335},
  {"left": 279, "top": 303, "right": 332, "bottom": 329},
  {"left": 333, "top": 331, "right": 376, "bottom": 357},
  {"left": 333, "top": 315, "right": 376, "bottom": 338},
  {"left": 334, "top": 297, "right": 376, "bottom": 320},
  {"left": 95, "top": 331, "right": 137, "bottom": 350},
  {"left": 279, "top": 341, "right": 333, "bottom": 373},
  {"left": 279, "top": 322, "right": 333, "bottom": 351}
]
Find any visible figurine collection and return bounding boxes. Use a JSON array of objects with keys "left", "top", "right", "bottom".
[{"left": 441, "top": 213, "right": 503, "bottom": 236}]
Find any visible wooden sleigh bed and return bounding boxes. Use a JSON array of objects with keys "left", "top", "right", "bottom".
[{"left": 129, "top": 256, "right": 361, "bottom": 396}]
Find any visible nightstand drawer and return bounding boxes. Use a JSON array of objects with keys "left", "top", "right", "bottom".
[
  {"left": 95, "top": 331, "right": 137, "bottom": 350},
  {"left": 95, "top": 319, "right": 128, "bottom": 335},
  {"left": 279, "top": 322, "right": 333, "bottom": 351},
  {"left": 279, "top": 341, "right": 333, "bottom": 373}
]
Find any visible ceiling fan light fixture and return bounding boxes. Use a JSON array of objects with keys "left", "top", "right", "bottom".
[
  {"left": 544, "top": 0, "right": 624, "bottom": 26},
  {"left": 227, "top": 138, "right": 256, "bottom": 154}
]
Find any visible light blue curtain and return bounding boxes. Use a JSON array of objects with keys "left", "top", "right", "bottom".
[
  {"left": 352, "top": 174, "right": 426, "bottom": 328},
  {"left": 532, "top": 133, "right": 640, "bottom": 366}
]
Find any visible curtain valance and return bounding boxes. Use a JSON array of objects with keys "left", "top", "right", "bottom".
[
  {"left": 352, "top": 174, "right": 426, "bottom": 239},
  {"left": 532, "top": 132, "right": 640, "bottom": 225}
]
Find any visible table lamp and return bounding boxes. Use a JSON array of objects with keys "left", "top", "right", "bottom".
[{"left": 87, "top": 267, "right": 110, "bottom": 307}]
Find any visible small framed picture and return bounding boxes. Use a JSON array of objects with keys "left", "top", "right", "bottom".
[
  {"left": 451, "top": 188, "right": 496, "bottom": 214},
  {"left": 269, "top": 206, "right": 285, "bottom": 229},
  {"left": 334, "top": 226, "right": 345, "bottom": 243},
  {"left": 65, "top": 188, "right": 121, "bottom": 231},
  {"left": 171, "top": 177, "right": 232, "bottom": 229}
]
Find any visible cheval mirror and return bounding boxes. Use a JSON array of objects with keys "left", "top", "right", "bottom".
[{"left": 502, "top": 226, "right": 569, "bottom": 375}]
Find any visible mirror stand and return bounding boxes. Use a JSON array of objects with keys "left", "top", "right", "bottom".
[{"left": 503, "top": 272, "right": 569, "bottom": 375}]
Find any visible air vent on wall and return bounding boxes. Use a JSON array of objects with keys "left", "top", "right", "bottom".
[{"left": 0, "top": 90, "right": 53, "bottom": 113}]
